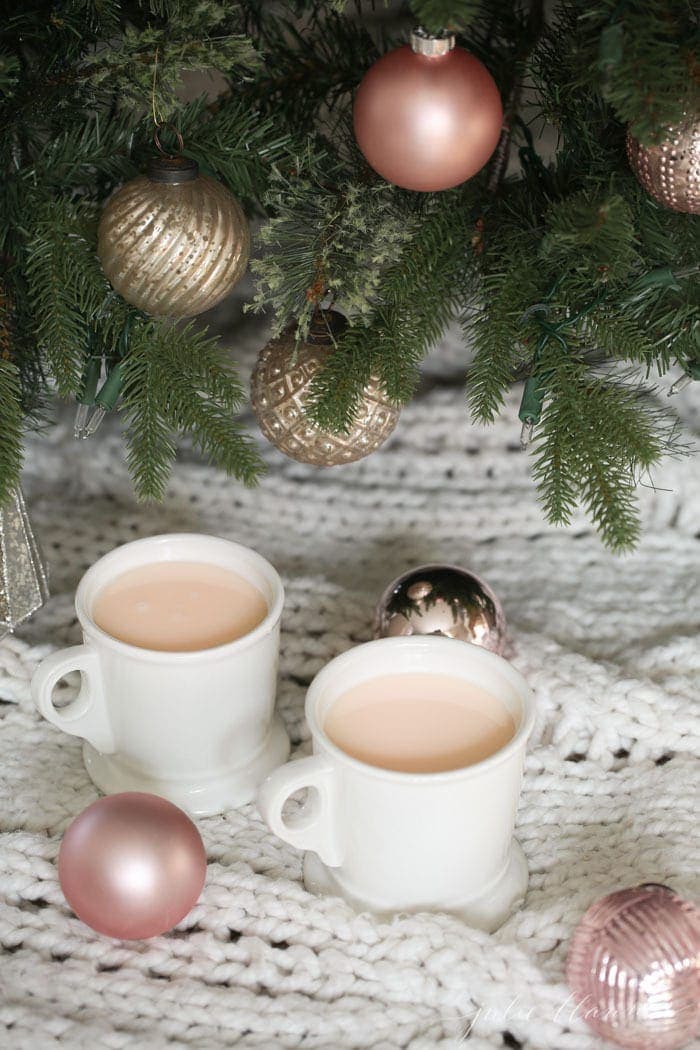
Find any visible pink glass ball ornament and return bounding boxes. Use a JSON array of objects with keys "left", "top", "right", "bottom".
[
  {"left": 566, "top": 884, "right": 700, "bottom": 1050},
  {"left": 373, "top": 563, "right": 507, "bottom": 654},
  {"left": 58, "top": 792, "right": 207, "bottom": 939},
  {"left": 353, "top": 29, "right": 503, "bottom": 192}
]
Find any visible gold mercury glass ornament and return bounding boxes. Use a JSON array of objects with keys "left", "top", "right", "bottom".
[
  {"left": 250, "top": 310, "right": 400, "bottom": 466},
  {"left": 626, "top": 118, "right": 700, "bottom": 214},
  {"left": 373, "top": 563, "right": 507, "bottom": 654},
  {"left": 97, "top": 135, "right": 250, "bottom": 318}
]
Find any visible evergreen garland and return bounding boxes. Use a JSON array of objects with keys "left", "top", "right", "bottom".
[{"left": 1, "top": 0, "right": 698, "bottom": 546}]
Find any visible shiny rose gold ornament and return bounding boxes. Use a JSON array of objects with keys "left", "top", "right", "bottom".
[
  {"left": 58, "top": 792, "right": 207, "bottom": 939},
  {"left": 373, "top": 563, "right": 506, "bottom": 654},
  {"left": 250, "top": 310, "right": 399, "bottom": 466},
  {"left": 627, "top": 119, "right": 700, "bottom": 214},
  {"left": 566, "top": 884, "right": 700, "bottom": 1049},
  {"left": 353, "top": 29, "right": 503, "bottom": 192},
  {"left": 98, "top": 154, "right": 250, "bottom": 317}
]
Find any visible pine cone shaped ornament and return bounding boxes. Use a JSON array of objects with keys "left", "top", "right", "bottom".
[
  {"left": 98, "top": 153, "right": 250, "bottom": 317},
  {"left": 251, "top": 311, "right": 400, "bottom": 466}
]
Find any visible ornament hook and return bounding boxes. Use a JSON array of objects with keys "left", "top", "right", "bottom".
[
  {"left": 153, "top": 123, "right": 185, "bottom": 159},
  {"left": 149, "top": 125, "right": 198, "bottom": 183}
]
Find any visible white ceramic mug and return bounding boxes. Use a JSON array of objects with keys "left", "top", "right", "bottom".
[
  {"left": 258, "top": 636, "right": 535, "bottom": 930},
  {"left": 32, "top": 533, "right": 289, "bottom": 815}
]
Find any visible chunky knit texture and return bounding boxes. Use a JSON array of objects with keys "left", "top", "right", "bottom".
[{"left": 1, "top": 316, "right": 699, "bottom": 1049}]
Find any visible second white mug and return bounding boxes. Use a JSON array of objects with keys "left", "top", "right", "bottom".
[
  {"left": 32, "top": 533, "right": 289, "bottom": 815},
  {"left": 259, "top": 636, "right": 535, "bottom": 930}
]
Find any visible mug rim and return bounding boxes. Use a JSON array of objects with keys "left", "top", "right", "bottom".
[
  {"left": 75, "top": 533, "right": 284, "bottom": 662},
  {"left": 305, "top": 636, "right": 535, "bottom": 783}
]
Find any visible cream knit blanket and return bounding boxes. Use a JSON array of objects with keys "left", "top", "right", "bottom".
[{"left": 1, "top": 318, "right": 698, "bottom": 1049}]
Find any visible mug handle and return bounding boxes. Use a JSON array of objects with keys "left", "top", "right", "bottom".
[
  {"left": 258, "top": 755, "right": 343, "bottom": 867},
  {"left": 31, "top": 644, "right": 116, "bottom": 754}
]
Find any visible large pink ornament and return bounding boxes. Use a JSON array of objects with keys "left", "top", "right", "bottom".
[
  {"left": 353, "top": 29, "right": 503, "bottom": 192},
  {"left": 566, "top": 884, "right": 700, "bottom": 1049},
  {"left": 59, "top": 792, "right": 207, "bottom": 939}
]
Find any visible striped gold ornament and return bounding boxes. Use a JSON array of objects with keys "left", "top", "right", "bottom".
[
  {"left": 251, "top": 310, "right": 400, "bottom": 466},
  {"left": 567, "top": 884, "right": 700, "bottom": 1049},
  {"left": 97, "top": 156, "right": 250, "bottom": 318}
]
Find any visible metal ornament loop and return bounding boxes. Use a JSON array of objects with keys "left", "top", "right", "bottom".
[
  {"left": 147, "top": 125, "right": 199, "bottom": 184},
  {"left": 153, "top": 122, "right": 185, "bottom": 159}
]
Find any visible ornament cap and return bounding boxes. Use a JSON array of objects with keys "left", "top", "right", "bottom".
[
  {"left": 146, "top": 155, "right": 199, "bottom": 184},
  {"left": 307, "top": 309, "right": 348, "bottom": 346},
  {"left": 410, "top": 27, "right": 455, "bottom": 57}
]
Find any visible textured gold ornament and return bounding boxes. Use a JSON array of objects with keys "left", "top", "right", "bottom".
[
  {"left": 373, "top": 563, "right": 506, "bottom": 654},
  {"left": 97, "top": 156, "right": 250, "bottom": 317},
  {"left": 250, "top": 311, "right": 399, "bottom": 466},
  {"left": 626, "top": 119, "right": 700, "bottom": 214}
]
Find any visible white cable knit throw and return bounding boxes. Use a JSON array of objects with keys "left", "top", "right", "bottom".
[{"left": 1, "top": 319, "right": 699, "bottom": 1049}]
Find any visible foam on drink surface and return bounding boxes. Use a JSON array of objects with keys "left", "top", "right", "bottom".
[
  {"left": 93, "top": 561, "right": 268, "bottom": 652},
  {"left": 324, "top": 672, "right": 515, "bottom": 773}
]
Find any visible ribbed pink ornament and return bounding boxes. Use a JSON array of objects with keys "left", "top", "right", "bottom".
[{"left": 566, "top": 885, "right": 700, "bottom": 1050}]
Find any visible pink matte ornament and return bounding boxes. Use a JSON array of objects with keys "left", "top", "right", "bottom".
[
  {"left": 353, "top": 35, "right": 503, "bottom": 192},
  {"left": 58, "top": 792, "right": 207, "bottom": 939},
  {"left": 566, "top": 885, "right": 700, "bottom": 1050}
]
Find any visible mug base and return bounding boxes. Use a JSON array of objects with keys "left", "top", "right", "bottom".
[
  {"left": 82, "top": 715, "right": 290, "bottom": 816},
  {"left": 302, "top": 841, "right": 528, "bottom": 933}
]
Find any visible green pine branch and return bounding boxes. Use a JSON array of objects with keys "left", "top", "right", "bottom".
[
  {"left": 24, "top": 200, "right": 113, "bottom": 397},
  {"left": 28, "top": 114, "right": 140, "bottom": 194},
  {"left": 0, "top": 51, "right": 20, "bottom": 98},
  {"left": 409, "top": 1, "right": 485, "bottom": 34},
  {"left": 78, "top": 12, "right": 260, "bottom": 120},
  {"left": 307, "top": 187, "right": 479, "bottom": 429},
  {"left": 541, "top": 0, "right": 700, "bottom": 144},
  {"left": 177, "top": 97, "right": 294, "bottom": 207},
  {"left": 1, "top": 0, "right": 698, "bottom": 548},
  {"left": 250, "top": 143, "right": 417, "bottom": 341},
  {"left": 120, "top": 319, "right": 264, "bottom": 500},
  {"left": 235, "top": 5, "right": 380, "bottom": 132},
  {"left": 0, "top": 358, "right": 23, "bottom": 505},
  {"left": 466, "top": 254, "right": 544, "bottom": 424},
  {"left": 531, "top": 353, "right": 681, "bottom": 550},
  {"left": 120, "top": 341, "right": 178, "bottom": 502},
  {"left": 540, "top": 190, "right": 639, "bottom": 286},
  {"left": 585, "top": 309, "right": 665, "bottom": 369},
  {"left": 588, "top": 0, "right": 700, "bottom": 142}
]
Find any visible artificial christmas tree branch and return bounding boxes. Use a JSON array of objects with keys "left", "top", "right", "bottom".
[
  {"left": 0, "top": 0, "right": 698, "bottom": 547},
  {"left": 486, "top": 0, "right": 544, "bottom": 194},
  {"left": 0, "top": 358, "right": 23, "bottom": 506}
]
